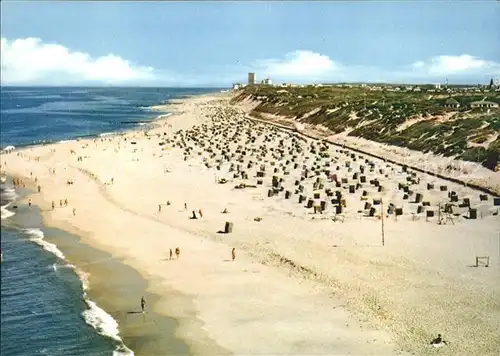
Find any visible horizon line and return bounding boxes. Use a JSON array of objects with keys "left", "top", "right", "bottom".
[{"left": 1, "top": 81, "right": 496, "bottom": 88}]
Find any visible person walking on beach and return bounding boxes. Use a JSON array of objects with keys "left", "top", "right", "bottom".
[
  {"left": 73, "top": 208, "right": 76, "bottom": 216},
  {"left": 169, "top": 248, "right": 173, "bottom": 260},
  {"left": 141, "top": 297, "right": 146, "bottom": 313},
  {"left": 175, "top": 247, "right": 180, "bottom": 259},
  {"left": 231, "top": 248, "right": 236, "bottom": 261},
  {"left": 28, "top": 198, "right": 32, "bottom": 207},
  {"left": 51, "top": 201, "right": 55, "bottom": 210}
]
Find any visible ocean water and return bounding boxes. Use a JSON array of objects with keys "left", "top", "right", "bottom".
[
  {"left": 1, "top": 87, "right": 217, "bottom": 148},
  {"left": 0, "top": 193, "right": 123, "bottom": 356},
  {"left": 0, "top": 86, "right": 220, "bottom": 355}
]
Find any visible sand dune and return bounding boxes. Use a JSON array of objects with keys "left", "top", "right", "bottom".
[{"left": 2, "top": 92, "right": 499, "bottom": 355}]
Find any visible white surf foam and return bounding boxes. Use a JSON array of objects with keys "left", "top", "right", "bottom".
[
  {"left": 156, "top": 113, "right": 172, "bottom": 119},
  {"left": 74, "top": 268, "right": 91, "bottom": 292},
  {"left": 99, "top": 132, "right": 115, "bottom": 137},
  {"left": 51, "top": 262, "right": 76, "bottom": 272},
  {"left": 2, "top": 186, "right": 18, "bottom": 200},
  {"left": 82, "top": 299, "right": 135, "bottom": 356},
  {"left": 1, "top": 203, "right": 15, "bottom": 219},
  {"left": 25, "top": 228, "right": 134, "bottom": 355},
  {"left": 113, "top": 347, "right": 135, "bottom": 356},
  {"left": 76, "top": 268, "right": 134, "bottom": 354},
  {"left": 1, "top": 185, "right": 17, "bottom": 219},
  {"left": 25, "top": 228, "right": 66, "bottom": 260}
]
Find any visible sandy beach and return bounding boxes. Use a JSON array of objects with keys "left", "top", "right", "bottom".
[{"left": 2, "top": 91, "right": 500, "bottom": 355}]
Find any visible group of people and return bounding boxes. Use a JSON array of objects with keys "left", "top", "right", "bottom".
[
  {"left": 157, "top": 202, "right": 204, "bottom": 220},
  {"left": 12, "top": 177, "right": 26, "bottom": 188},
  {"left": 51, "top": 199, "right": 68, "bottom": 209},
  {"left": 169, "top": 247, "right": 181, "bottom": 260}
]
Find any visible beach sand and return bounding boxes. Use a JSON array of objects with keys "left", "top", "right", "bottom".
[{"left": 2, "top": 91, "right": 499, "bottom": 355}]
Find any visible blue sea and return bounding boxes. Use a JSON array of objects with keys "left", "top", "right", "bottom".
[{"left": 0, "top": 86, "right": 220, "bottom": 355}]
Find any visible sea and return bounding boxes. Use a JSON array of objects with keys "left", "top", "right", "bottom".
[{"left": 0, "top": 86, "right": 220, "bottom": 356}]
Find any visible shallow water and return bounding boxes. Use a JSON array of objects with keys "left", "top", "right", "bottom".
[{"left": 0, "top": 184, "right": 123, "bottom": 356}]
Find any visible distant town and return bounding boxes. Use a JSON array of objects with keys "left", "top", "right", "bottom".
[{"left": 232, "top": 73, "right": 500, "bottom": 96}]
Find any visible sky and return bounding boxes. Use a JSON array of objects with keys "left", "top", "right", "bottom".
[{"left": 1, "top": 1, "right": 499, "bottom": 87}]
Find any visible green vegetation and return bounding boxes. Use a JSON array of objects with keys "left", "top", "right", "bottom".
[{"left": 232, "top": 85, "right": 500, "bottom": 170}]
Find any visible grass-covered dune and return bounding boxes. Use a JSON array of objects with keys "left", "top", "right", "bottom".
[{"left": 232, "top": 85, "right": 500, "bottom": 171}]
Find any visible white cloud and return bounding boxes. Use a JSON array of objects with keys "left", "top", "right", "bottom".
[
  {"left": 1, "top": 37, "right": 157, "bottom": 85},
  {"left": 256, "top": 50, "right": 340, "bottom": 81},
  {"left": 250, "top": 51, "right": 500, "bottom": 84},
  {"left": 1, "top": 37, "right": 498, "bottom": 86},
  {"left": 410, "top": 55, "right": 500, "bottom": 76}
]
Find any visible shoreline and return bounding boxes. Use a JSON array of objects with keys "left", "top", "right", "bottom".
[
  {"left": 1, "top": 177, "right": 191, "bottom": 356},
  {"left": 0, "top": 92, "right": 223, "bottom": 355},
  {"left": 46, "top": 226, "right": 190, "bottom": 356},
  {"left": 0, "top": 92, "right": 232, "bottom": 355},
  {"left": 1, "top": 181, "right": 134, "bottom": 354},
  {"left": 2, "top": 90, "right": 499, "bottom": 355}
]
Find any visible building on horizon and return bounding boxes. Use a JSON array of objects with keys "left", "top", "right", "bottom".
[
  {"left": 261, "top": 78, "right": 272, "bottom": 85},
  {"left": 248, "top": 72, "right": 255, "bottom": 85},
  {"left": 444, "top": 97, "right": 460, "bottom": 109},
  {"left": 469, "top": 100, "right": 499, "bottom": 109}
]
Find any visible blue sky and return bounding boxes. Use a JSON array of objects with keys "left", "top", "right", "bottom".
[{"left": 1, "top": 1, "right": 499, "bottom": 86}]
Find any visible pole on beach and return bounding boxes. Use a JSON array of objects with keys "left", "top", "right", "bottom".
[{"left": 381, "top": 199, "right": 385, "bottom": 246}]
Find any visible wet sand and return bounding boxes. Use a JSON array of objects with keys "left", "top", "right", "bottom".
[{"left": 46, "top": 228, "right": 191, "bottom": 356}]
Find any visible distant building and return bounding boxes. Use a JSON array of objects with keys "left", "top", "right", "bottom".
[
  {"left": 248, "top": 72, "right": 255, "bottom": 85},
  {"left": 435, "top": 83, "right": 441, "bottom": 89},
  {"left": 232, "top": 83, "right": 242, "bottom": 90},
  {"left": 261, "top": 78, "right": 272, "bottom": 85},
  {"left": 469, "top": 100, "right": 499, "bottom": 109},
  {"left": 444, "top": 97, "right": 460, "bottom": 109}
]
